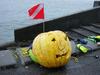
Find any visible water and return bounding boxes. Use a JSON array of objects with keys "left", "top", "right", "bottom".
[{"left": 0, "top": 0, "right": 94, "bottom": 45}]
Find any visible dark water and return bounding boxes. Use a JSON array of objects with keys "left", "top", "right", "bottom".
[{"left": 0, "top": 0, "right": 94, "bottom": 45}]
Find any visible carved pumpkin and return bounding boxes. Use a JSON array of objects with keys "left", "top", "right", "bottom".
[{"left": 29, "top": 30, "right": 72, "bottom": 68}]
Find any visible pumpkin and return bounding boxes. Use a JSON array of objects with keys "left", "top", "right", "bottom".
[{"left": 29, "top": 30, "right": 72, "bottom": 68}]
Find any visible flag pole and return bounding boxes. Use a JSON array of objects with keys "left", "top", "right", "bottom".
[
  {"left": 43, "top": 2, "right": 45, "bottom": 32},
  {"left": 43, "top": 20, "right": 45, "bottom": 32}
]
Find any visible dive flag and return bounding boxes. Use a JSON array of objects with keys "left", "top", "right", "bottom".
[{"left": 28, "top": 3, "right": 44, "bottom": 19}]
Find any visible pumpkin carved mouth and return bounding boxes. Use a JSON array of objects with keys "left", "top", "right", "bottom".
[{"left": 56, "top": 52, "right": 67, "bottom": 58}]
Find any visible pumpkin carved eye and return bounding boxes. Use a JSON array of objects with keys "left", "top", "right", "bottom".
[
  {"left": 65, "top": 37, "right": 67, "bottom": 41},
  {"left": 52, "top": 38, "right": 56, "bottom": 41}
]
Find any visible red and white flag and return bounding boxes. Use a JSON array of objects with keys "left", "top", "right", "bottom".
[{"left": 28, "top": 3, "right": 44, "bottom": 19}]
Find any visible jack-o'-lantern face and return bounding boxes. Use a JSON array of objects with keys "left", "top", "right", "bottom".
[{"left": 32, "top": 30, "right": 71, "bottom": 68}]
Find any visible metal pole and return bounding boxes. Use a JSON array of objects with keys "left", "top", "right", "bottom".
[{"left": 43, "top": 20, "right": 45, "bottom": 32}]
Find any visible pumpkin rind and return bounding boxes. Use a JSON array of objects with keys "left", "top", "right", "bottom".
[{"left": 31, "top": 30, "right": 72, "bottom": 68}]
